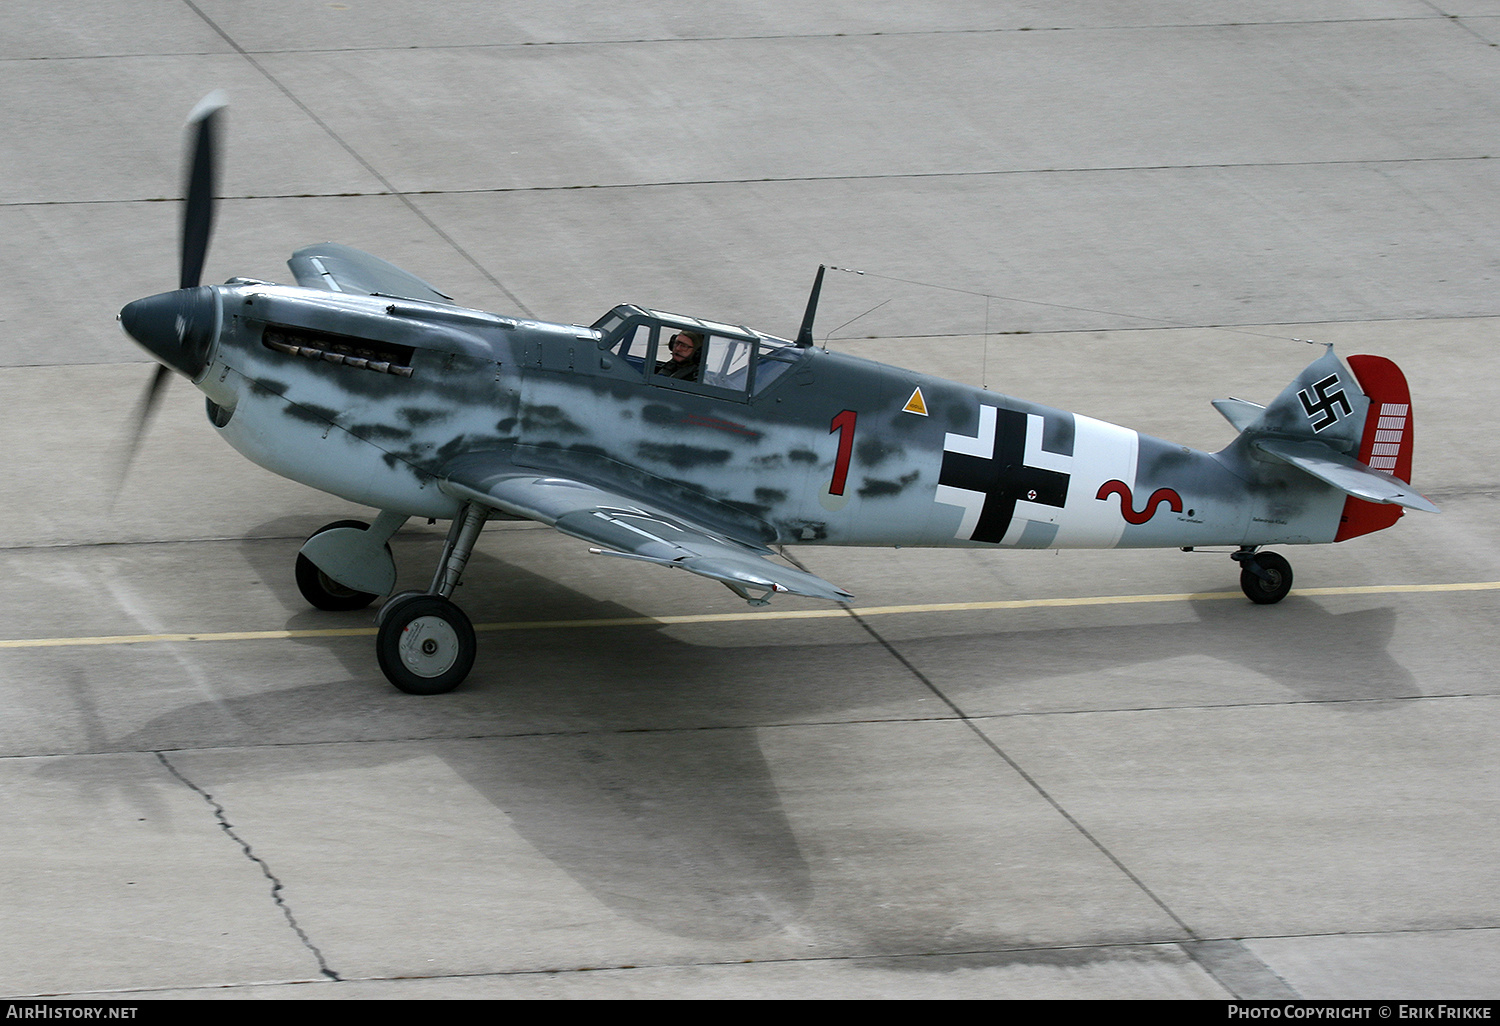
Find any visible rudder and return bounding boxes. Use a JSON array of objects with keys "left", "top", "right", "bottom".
[{"left": 1335, "top": 354, "right": 1415, "bottom": 541}]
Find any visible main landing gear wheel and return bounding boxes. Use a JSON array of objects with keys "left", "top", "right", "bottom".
[
  {"left": 1239, "top": 551, "right": 1293, "bottom": 605},
  {"left": 295, "top": 520, "right": 384, "bottom": 611},
  {"left": 376, "top": 595, "right": 476, "bottom": 695}
]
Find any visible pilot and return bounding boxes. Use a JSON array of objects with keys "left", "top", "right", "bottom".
[{"left": 657, "top": 330, "right": 704, "bottom": 380}]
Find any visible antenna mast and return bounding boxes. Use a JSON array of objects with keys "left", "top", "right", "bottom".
[{"left": 795, "top": 264, "right": 826, "bottom": 347}]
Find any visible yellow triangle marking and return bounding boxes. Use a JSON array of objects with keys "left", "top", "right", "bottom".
[{"left": 903, "top": 386, "right": 928, "bottom": 416}]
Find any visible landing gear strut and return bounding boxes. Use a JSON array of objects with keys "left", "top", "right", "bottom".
[
  {"left": 1233, "top": 547, "right": 1293, "bottom": 605},
  {"left": 375, "top": 503, "right": 490, "bottom": 695}
]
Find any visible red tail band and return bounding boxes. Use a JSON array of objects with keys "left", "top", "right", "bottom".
[{"left": 1335, "top": 355, "right": 1414, "bottom": 542}]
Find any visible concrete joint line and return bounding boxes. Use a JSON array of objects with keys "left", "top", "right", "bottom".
[
  {"left": 180, "top": 0, "right": 533, "bottom": 319},
  {"left": 785, "top": 535, "right": 1206, "bottom": 947},
  {"left": 837, "top": 601, "right": 1198, "bottom": 929}
]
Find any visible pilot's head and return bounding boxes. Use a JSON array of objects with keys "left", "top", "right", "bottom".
[{"left": 668, "top": 330, "right": 703, "bottom": 363}]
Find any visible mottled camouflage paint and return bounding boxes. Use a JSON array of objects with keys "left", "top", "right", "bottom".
[{"left": 189, "top": 284, "right": 1377, "bottom": 558}]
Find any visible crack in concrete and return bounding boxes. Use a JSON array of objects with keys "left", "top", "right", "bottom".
[{"left": 153, "top": 751, "right": 341, "bottom": 982}]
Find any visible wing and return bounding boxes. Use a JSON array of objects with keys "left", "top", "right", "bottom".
[
  {"left": 288, "top": 243, "right": 455, "bottom": 305},
  {"left": 439, "top": 453, "right": 853, "bottom": 604}
]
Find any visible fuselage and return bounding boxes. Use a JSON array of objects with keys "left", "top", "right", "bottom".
[{"left": 168, "top": 282, "right": 1345, "bottom": 552}]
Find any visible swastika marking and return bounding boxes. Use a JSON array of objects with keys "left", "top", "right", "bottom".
[{"left": 1298, "top": 373, "right": 1352, "bottom": 432}]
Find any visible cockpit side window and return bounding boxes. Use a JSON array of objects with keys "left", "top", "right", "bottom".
[
  {"left": 699, "top": 335, "right": 754, "bottom": 390},
  {"left": 613, "top": 322, "right": 655, "bottom": 370}
]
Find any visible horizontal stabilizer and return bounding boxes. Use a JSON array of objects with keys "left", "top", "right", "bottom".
[
  {"left": 1253, "top": 438, "right": 1439, "bottom": 513},
  {"left": 1212, "top": 397, "right": 1265, "bottom": 432}
]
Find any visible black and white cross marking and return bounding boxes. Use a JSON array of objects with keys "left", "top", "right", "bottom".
[
  {"left": 1298, "top": 373, "right": 1352, "bottom": 432},
  {"left": 935, "top": 406, "right": 1070, "bottom": 543}
]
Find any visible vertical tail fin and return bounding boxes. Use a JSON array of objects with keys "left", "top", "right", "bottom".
[
  {"left": 1215, "top": 347, "right": 1437, "bottom": 539},
  {"left": 1335, "top": 354, "right": 1418, "bottom": 541}
]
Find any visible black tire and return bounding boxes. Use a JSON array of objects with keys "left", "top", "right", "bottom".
[
  {"left": 375, "top": 595, "right": 476, "bottom": 695},
  {"left": 1240, "top": 551, "right": 1293, "bottom": 605},
  {"left": 295, "top": 520, "right": 382, "bottom": 611}
]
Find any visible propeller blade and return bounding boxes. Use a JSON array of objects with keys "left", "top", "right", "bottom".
[
  {"left": 116, "top": 92, "right": 228, "bottom": 507},
  {"left": 112, "top": 364, "right": 172, "bottom": 507},
  {"left": 179, "top": 91, "right": 226, "bottom": 291}
]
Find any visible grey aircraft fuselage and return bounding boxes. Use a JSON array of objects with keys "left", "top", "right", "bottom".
[{"left": 183, "top": 280, "right": 1347, "bottom": 559}]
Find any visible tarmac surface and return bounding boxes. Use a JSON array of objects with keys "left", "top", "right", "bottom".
[{"left": 2, "top": 0, "right": 1498, "bottom": 1000}]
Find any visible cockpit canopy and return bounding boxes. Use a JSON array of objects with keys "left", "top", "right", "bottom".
[{"left": 591, "top": 305, "right": 803, "bottom": 400}]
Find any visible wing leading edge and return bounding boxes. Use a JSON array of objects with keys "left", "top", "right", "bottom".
[{"left": 438, "top": 453, "right": 853, "bottom": 605}]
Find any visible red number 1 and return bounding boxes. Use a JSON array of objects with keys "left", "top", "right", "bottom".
[{"left": 829, "top": 409, "right": 856, "bottom": 495}]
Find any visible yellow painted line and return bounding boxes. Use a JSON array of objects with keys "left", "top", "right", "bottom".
[
  {"left": 2, "top": 580, "right": 1497, "bottom": 652},
  {"left": 0, "top": 627, "right": 379, "bottom": 649}
]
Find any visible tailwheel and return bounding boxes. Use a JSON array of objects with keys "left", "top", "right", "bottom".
[
  {"left": 295, "top": 520, "right": 380, "bottom": 611},
  {"left": 376, "top": 595, "right": 476, "bottom": 695},
  {"left": 1239, "top": 550, "right": 1293, "bottom": 605}
]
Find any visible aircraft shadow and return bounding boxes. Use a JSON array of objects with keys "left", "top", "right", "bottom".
[
  {"left": 45, "top": 520, "right": 1418, "bottom": 944},
  {"left": 883, "top": 594, "right": 1416, "bottom": 712}
]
